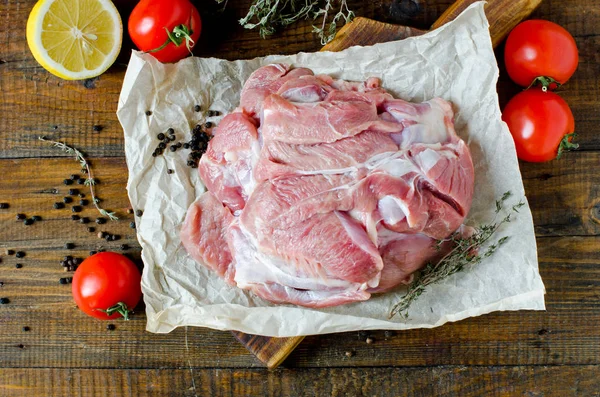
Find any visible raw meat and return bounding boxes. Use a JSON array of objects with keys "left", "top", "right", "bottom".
[{"left": 181, "top": 64, "right": 475, "bottom": 308}]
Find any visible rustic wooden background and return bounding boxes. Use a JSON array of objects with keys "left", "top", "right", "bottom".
[{"left": 1, "top": 0, "right": 599, "bottom": 395}]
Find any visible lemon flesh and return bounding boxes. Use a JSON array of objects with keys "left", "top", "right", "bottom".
[{"left": 26, "top": 0, "right": 122, "bottom": 80}]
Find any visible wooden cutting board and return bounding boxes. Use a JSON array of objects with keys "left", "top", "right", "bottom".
[{"left": 232, "top": 0, "right": 542, "bottom": 370}]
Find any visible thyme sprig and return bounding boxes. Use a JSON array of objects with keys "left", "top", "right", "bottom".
[
  {"left": 389, "top": 192, "right": 525, "bottom": 319},
  {"left": 216, "top": 0, "right": 354, "bottom": 44},
  {"left": 38, "top": 137, "right": 118, "bottom": 220}
]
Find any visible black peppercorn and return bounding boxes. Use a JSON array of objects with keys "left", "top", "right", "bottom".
[
  {"left": 183, "top": 143, "right": 190, "bottom": 149},
  {"left": 23, "top": 218, "right": 34, "bottom": 226},
  {"left": 169, "top": 145, "right": 177, "bottom": 152},
  {"left": 157, "top": 133, "right": 165, "bottom": 140},
  {"left": 96, "top": 217, "right": 106, "bottom": 224},
  {"left": 168, "top": 135, "right": 176, "bottom": 141},
  {"left": 167, "top": 169, "right": 174, "bottom": 174},
  {"left": 59, "top": 278, "right": 68, "bottom": 285},
  {"left": 120, "top": 244, "right": 129, "bottom": 250},
  {"left": 187, "top": 160, "right": 196, "bottom": 167},
  {"left": 78, "top": 193, "right": 85, "bottom": 198},
  {"left": 73, "top": 258, "right": 82, "bottom": 265},
  {"left": 63, "top": 197, "right": 72, "bottom": 204},
  {"left": 87, "top": 227, "right": 95, "bottom": 233},
  {"left": 158, "top": 142, "right": 166, "bottom": 149},
  {"left": 79, "top": 217, "right": 89, "bottom": 224},
  {"left": 71, "top": 206, "right": 82, "bottom": 213},
  {"left": 145, "top": 110, "right": 152, "bottom": 116},
  {"left": 6, "top": 250, "right": 14, "bottom": 255},
  {"left": 69, "top": 189, "right": 79, "bottom": 196},
  {"left": 194, "top": 105, "right": 201, "bottom": 112},
  {"left": 0, "top": 298, "right": 9, "bottom": 304},
  {"left": 64, "top": 256, "right": 72, "bottom": 261},
  {"left": 64, "top": 243, "right": 75, "bottom": 250},
  {"left": 107, "top": 324, "right": 116, "bottom": 331},
  {"left": 15, "top": 264, "right": 22, "bottom": 269},
  {"left": 22, "top": 326, "right": 30, "bottom": 332},
  {"left": 89, "top": 250, "right": 97, "bottom": 256},
  {"left": 32, "top": 215, "right": 42, "bottom": 221},
  {"left": 15, "top": 251, "right": 25, "bottom": 258},
  {"left": 63, "top": 178, "right": 73, "bottom": 185},
  {"left": 204, "top": 122, "right": 212, "bottom": 129},
  {"left": 77, "top": 178, "right": 85, "bottom": 185},
  {"left": 111, "top": 234, "right": 120, "bottom": 241},
  {"left": 135, "top": 210, "right": 143, "bottom": 217},
  {"left": 70, "top": 174, "right": 78, "bottom": 180},
  {"left": 0, "top": 203, "right": 8, "bottom": 209},
  {"left": 71, "top": 215, "right": 80, "bottom": 221},
  {"left": 167, "top": 128, "right": 175, "bottom": 135},
  {"left": 53, "top": 202, "right": 64, "bottom": 209},
  {"left": 151, "top": 152, "right": 158, "bottom": 158},
  {"left": 105, "top": 234, "right": 112, "bottom": 241},
  {"left": 207, "top": 110, "right": 215, "bottom": 117},
  {"left": 16, "top": 213, "right": 25, "bottom": 220},
  {"left": 79, "top": 199, "right": 88, "bottom": 206},
  {"left": 93, "top": 125, "right": 103, "bottom": 132},
  {"left": 129, "top": 221, "right": 136, "bottom": 229}
]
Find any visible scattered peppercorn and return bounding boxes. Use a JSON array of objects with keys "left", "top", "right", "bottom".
[
  {"left": 63, "top": 197, "right": 73, "bottom": 204},
  {"left": 145, "top": 110, "right": 152, "bottom": 116},
  {"left": 15, "top": 264, "right": 22, "bottom": 269},
  {"left": 120, "top": 244, "right": 129, "bottom": 250},
  {"left": 16, "top": 213, "right": 25, "bottom": 220},
  {"left": 63, "top": 178, "right": 73, "bottom": 185},
  {"left": 158, "top": 142, "right": 166, "bottom": 149},
  {"left": 0, "top": 297, "right": 9, "bottom": 304},
  {"left": 79, "top": 217, "right": 89, "bottom": 224},
  {"left": 167, "top": 128, "right": 175, "bottom": 135},
  {"left": 73, "top": 258, "right": 82, "bottom": 265},
  {"left": 71, "top": 215, "right": 80, "bottom": 221},
  {"left": 6, "top": 250, "right": 14, "bottom": 255},
  {"left": 69, "top": 189, "right": 79, "bottom": 196},
  {"left": 111, "top": 234, "right": 120, "bottom": 241},
  {"left": 207, "top": 110, "right": 215, "bottom": 117},
  {"left": 87, "top": 227, "right": 95, "bottom": 233},
  {"left": 187, "top": 160, "right": 196, "bottom": 167},
  {"left": 22, "top": 326, "right": 30, "bottom": 332},
  {"left": 107, "top": 324, "right": 116, "bottom": 331},
  {"left": 64, "top": 243, "right": 75, "bottom": 250},
  {"left": 126, "top": 208, "right": 134, "bottom": 214},
  {"left": 167, "top": 169, "right": 174, "bottom": 174},
  {"left": 89, "top": 250, "right": 97, "bottom": 256},
  {"left": 129, "top": 221, "right": 136, "bottom": 229},
  {"left": 135, "top": 210, "right": 143, "bottom": 217},
  {"left": 94, "top": 198, "right": 100, "bottom": 203},
  {"left": 17, "top": 344, "right": 24, "bottom": 349},
  {"left": 168, "top": 135, "right": 176, "bottom": 141},
  {"left": 93, "top": 125, "right": 103, "bottom": 132},
  {"left": 183, "top": 143, "right": 190, "bottom": 149},
  {"left": 0, "top": 203, "right": 9, "bottom": 209},
  {"left": 23, "top": 218, "right": 34, "bottom": 226},
  {"left": 53, "top": 202, "right": 64, "bottom": 209},
  {"left": 204, "top": 122, "right": 213, "bottom": 129},
  {"left": 59, "top": 278, "right": 68, "bottom": 285},
  {"left": 32, "top": 215, "right": 42, "bottom": 221},
  {"left": 96, "top": 217, "right": 106, "bottom": 225},
  {"left": 157, "top": 133, "right": 165, "bottom": 140},
  {"left": 105, "top": 234, "right": 112, "bottom": 241},
  {"left": 79, "top": 199, "right": 88, "bottom": 206},
  {"left": 64, "top": 256, "right": 72, "bottom": 261},
  {"left": 169, "top": 145, "right": 177, "bottom": 152},
  {"left": 0, "top": 282, "right": 4, "bottom": 286},
  {"left": 77, "top": 178, "right": 85, "bottom": 185},
  {"left": 15, "top": 251, "right": 25, "bottom": 258},
  {"left": 78, "top": 193, "right": 85, "bottom": 198},
  {"left": 194, "top": 105, "right": 201, "bottom": 112},
  {"left": 70, "top": 174, "right": 79, "bottom": 180},
  {"left": 72, "top": 206, "right": 82, "bottom": 213}
]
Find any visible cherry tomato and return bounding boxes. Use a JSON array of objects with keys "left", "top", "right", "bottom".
[
  {"left": 72, "top": 252, "right": 142, "bottom": 320},
  {"left": 128, "top": 0, "right": 202, "bottom": 63},
  {"left": 502, "top": 89, "right": 577, "bottom": 162},
  {"left": 505, "top": 20, "right": 578, "bottom": 87}
]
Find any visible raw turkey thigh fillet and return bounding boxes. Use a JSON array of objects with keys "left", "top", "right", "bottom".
[{"left": 181, "top": 64, "right": 475, "bottom": 308}]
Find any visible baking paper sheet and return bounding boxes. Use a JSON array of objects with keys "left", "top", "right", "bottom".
[{"left": 117, "top": 2, "right": 545, "bottom": 337}]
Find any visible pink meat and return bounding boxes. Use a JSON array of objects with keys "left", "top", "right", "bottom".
[
  {"left": 180, "top": 192, "right": 235, "bottom": 284},
  {"left": 182, "top": 64, "right": 475, "bottom": 308}
]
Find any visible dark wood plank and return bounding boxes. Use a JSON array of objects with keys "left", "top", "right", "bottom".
[
  {"left": 1, "top": 366, "right": 599, "bottom": 397},
  {"left": 1, "top": 0, "right": 599, "bottom": 159},
  {"left": 231, "top": 332, "right": 305, "bottom": 370}
]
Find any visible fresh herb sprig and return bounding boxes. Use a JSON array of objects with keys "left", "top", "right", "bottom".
[
  {"left": 216, "top": 0, "right": 354, "bottom": 44},
  {"left": 389, "top": 192, "right": 525, "bottom": 319},
  {"left": 38, "top": 137, "right": 118, "bottom": 220}
]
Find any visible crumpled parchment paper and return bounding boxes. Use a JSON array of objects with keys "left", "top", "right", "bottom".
[{"left": 117, "top": 2, "right": 545, "bottom": 337}]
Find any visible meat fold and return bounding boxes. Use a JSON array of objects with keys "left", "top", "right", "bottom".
[{"left": 181, "top": 64, "right": 475, "bottom": 308}]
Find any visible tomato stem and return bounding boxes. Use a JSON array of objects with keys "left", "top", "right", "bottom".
[
  {"left": 527, "top": 76, "right": 561, "bottom": 91},
  {"left": 557, "top": 133, "right": 579, "bottom": 159},
  {"left": 97, "top": 302, "right": 133, "bottom": 321},
  {"left": 146, "top": 24, "right": 195, "bottom": 55}
]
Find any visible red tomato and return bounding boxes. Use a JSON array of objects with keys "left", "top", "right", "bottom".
[
  {"left": 128, "top": 0, "right": 202, "bottom": 63},
  {"left": 72, "top": 252, "right": 142, "bottom": 320},
  {"left": 505, "top": 20, "right": 578, "bottom": 87},
  {"left": 502, "top": 89, "right": 576, "bottom": 162}
]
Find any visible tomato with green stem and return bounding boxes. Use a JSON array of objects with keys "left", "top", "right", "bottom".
[
  {"left": 128, "top": 0, "right": 202, "bottom": 63},
  {"left": 502, "top": 88, "right": 577, "bottom": 163},
  {"left": 72, "top": 252, "right": 142, "bottom": 320}
]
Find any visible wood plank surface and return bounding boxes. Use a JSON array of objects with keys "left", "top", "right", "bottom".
[{"left": 1, "top": 366, "right": 600, "bottom": 397}]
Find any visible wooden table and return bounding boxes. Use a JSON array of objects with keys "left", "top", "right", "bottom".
[{"left": 1, "top": 0, "right": 599, "bottom": 395}]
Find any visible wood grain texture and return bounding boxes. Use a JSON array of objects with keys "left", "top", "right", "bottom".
[
  {"left": 1, "top": 366, "right": 600, "bottom": 397},
  {"left": 231, "top": 332, "right": 305, "bottom": 370}
]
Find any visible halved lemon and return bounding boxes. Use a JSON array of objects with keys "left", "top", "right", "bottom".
[{"left": 26, "top": 0, "right": 122, "bottom": 80}]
